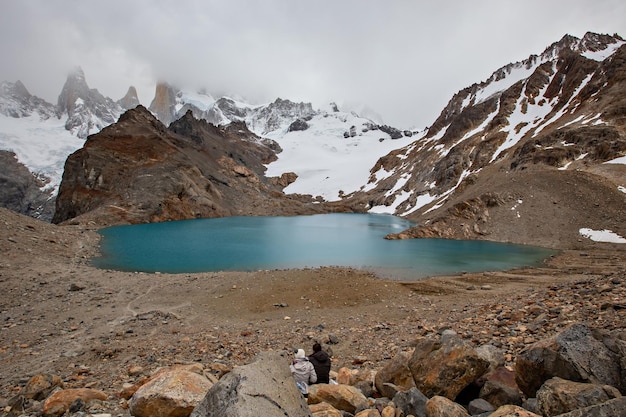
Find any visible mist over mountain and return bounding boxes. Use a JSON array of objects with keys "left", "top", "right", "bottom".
[{"left": 0, "top": 32, "right": 624, "bottom": 247}]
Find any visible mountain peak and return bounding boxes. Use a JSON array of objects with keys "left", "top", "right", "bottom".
[
  {"left": 118, "top": 86, "right": 140, "bottom": 110},
  {"left": 0, "top": 80, "right": 56, "bottom": 119},
  {"left": 56, "top": 67, "right": 124, "bottom": 138},
  {"left": 540, "top": 32, "right": 625, "bottom": 61},
  {"left": 57, "top": 67, "right": 90, "bottom": 115},
  {"left": 149, "top": 81, "right": 177, "bottom": 126}
]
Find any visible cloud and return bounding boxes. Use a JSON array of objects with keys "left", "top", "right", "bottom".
[{"left": 1, "top": 0, "right": 625, "bottom": 128}]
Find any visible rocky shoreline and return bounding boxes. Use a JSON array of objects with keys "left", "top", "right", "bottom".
[{"left": 1, "top": 207, "right": 625, "bottom": 416}]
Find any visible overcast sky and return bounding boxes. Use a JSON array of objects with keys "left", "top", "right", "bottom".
[{"left": 2, "top": 0, "right": 625, "bottom": 128}]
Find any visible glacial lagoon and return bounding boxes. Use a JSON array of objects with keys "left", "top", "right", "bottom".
[{"left": 93, "top": 213, "right": 555, "bottom": 280}]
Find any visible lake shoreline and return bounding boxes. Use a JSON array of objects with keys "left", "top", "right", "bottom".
[
  {"left": 92, "top": 213, "right": 558, "bottom": 279},
  {"left": 1, "top": 207, "right": 625, "bottom": 402}
]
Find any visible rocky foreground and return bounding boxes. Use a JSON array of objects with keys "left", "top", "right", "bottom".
[{"left": 0, "top": 207, "right": 625, "bottom": 416}]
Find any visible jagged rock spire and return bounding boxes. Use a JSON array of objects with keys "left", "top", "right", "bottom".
[
  {"left": 118, "top": 86, "right": 140, "bottom": 110},
  {"left": 149, "top": 81, "right": 177, "bottom": 126}
]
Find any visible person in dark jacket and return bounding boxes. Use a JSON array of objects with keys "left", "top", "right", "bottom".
[{"left": 308, "top": 343, "right": 331, "bottom": 384}]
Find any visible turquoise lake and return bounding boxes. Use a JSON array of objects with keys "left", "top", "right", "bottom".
[{"left": 93, "top": 213, "right": 555, "bottom": 280}]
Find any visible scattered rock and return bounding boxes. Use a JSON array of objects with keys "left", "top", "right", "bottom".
[
  {"left": 308, "top": 384, "right": 368, "bottom": 414},
  {"left": 42, "top": 388, "right": 108, "bottom": 417},
  {"left": 536, "top": 377, "right": 621, "bottom": 417},
  {"left": 408, "top": 331, "right": 490, "bottom": 399},
  {"left": 515, "top": 323, "right": 625, "bottom": 397},
  {"left": 129, "top": 364, "right": 213, "bottom": 417},
  {"left": 190, "top": 350, "right": 310, "bottom": 417},
  {"left": 425, "top": 395, "right": 470, "bottom": 417}
]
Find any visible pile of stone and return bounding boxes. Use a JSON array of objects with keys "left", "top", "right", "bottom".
[{"left": 4, "top": 322, "right": 624, "bottom": 417}]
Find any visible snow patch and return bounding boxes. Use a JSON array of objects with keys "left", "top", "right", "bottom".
[
  {"left": 579, "top": 228, "right": 626, "bottom": 243},
  {"left": 492, "top": 77, "right": 555, "bottom": 162},
  {"left": 0, "top": 114, "right": 83, "bottom": 194},
  {"left": 265, "top": 111, "right": 412, "bottom": 201},
  {"left": 604, "top": 156, "right": 626, "bottom": 165},
  {"left": 474, "top": 61, "right": 543, "bottom": 105},
  {"left": 532, "top": 73, "right": 594, "bottom": 138},
  {"left": 582, "top": 40, "right": 626, "bottom": 61}
]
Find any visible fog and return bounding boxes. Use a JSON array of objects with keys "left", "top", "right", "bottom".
[{"left": 1, "top": 0, "right": 625, "bottom": 128}]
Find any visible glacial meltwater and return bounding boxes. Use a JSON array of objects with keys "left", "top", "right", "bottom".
[{"left": 93, "top": 213, "right": 555, "bottom": 280}]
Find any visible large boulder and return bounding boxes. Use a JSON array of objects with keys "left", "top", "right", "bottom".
[
  {"left": 515, "top": 323, "right": 626, "bottom": 397},
  {"left": 191, "top": 350, "right": 311, "bottom": 417},
  {"left": 554, "top": 396, "right": 626, "bottom": 416},
  {"left": 391, "top": 387, "right": 428, "bottom": 417},
  {"left": 489, "top": 404, "right": 541, "bottom": 417},
  {"left": 478, "top": 366, "right": 522, "bottom": 407},
  {"left": 307, "top": 384, "right": 368, "bottom": 414},
  {"left": 129, "top": 364, "right": 214, "bottom": 417},
  {"left": 374, "top": 350, "right": 415, "bottom": 398},
  {"left": 425, "top": 395, "right": 470, "bottom": 417},
  {"left": 309, "top": 402, "right": 343, "bottom": 417},
  {"left": 479, "top": 380, "right": 522, "bottom": 408},
  {"left": 536, "top": 377, "right": 622, "bottom": 417},
  {"left": 408, "top": 331, "right": 490, "bottom": 400},
  {"left": 19, "top": 374, "right": 64, "bottom": 401},
  {"left": 42, "top": 388, "right": 108, "bottom": 417}
]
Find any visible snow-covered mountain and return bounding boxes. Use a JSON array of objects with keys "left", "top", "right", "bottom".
[
  {"left": 0, "top": 70, "right": 413, "bottom": 220},
  {"left": 1, "top": 31, "right": 625, "bottom": 245},
  {"left": 146, "top": 84, "right": 416, "bottom": 201},
  {"left": 342, "top": 32, "right": 626, "bottom": 247},
  {"left": 349, "top": 32, "right": 626, "bottom": 217}
]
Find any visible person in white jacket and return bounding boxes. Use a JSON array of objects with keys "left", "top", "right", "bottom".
[{"left": 290, "top": 348, "right": 317, "bottom": 396}]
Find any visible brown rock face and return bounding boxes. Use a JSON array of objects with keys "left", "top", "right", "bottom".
[
  {"left": 374, "top": 350, "right": 416, "bottom": 398},
  {"left": 408, "top": 332, "right": 490, "bottom": 400},
  {"left": 52, "top": 106, "right": 335, "bottom": 226},
  {"left": 42, "top": 388, "right": 108, "bottom": 417},
  {"left": 0, "top": 150, "right": 56, "bottom": 221},
  {"left": 129, "top": 364, "right": 214, "bottom": 417},
  {"left": 149, "top": 82, "right": 177, "bottom": 126}
]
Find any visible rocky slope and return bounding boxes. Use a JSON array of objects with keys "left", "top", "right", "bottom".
[
  {"left": 56, "top": 67, "right": 127, "bottom": 140},
  {"left": 1, "top": 206, "right": 625, "bottom": 416},
  {"left": 0, "top": 69, "right": 140, "bottom": 220},
  {"left": 346, "top": 32, "right": 626, "bottom": 248},
  {"left": 0, "top": 151, "right": 55, "bottom": 220},
  {"left": 52, "top": 106, "right": 346, "bottom": 225}
]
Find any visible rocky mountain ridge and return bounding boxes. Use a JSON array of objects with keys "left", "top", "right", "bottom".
[
  {"left": 51, "top": 105, "right": 347, "bottom": 225},
  {"left": 345, "top": 32, "right": 626, "bottom": 248},
  {"left": 0, "top": 31, "right": 624, "bottom": 249},
  {"left": 0, "top": 67, "right": 406, "bottom": 221}
]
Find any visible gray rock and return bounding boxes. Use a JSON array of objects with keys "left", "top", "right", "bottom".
[
  {"left": 553, "top": 396, "right": 626, "bottom": 416},
  {"left": 480, "top": 380, "right": 522, "bottom": 408},
  {"left": 468, "top": 398, "right": 495, "bottom": 415},
  {"left": 475, "top": 344, "right": 505, "bottom": 372},
  {"left": 392, "top": 387, "right": 428, "bottom": 417},
  {"left": 515, "top": 323, "right": 625, "bottom": 397},
  {"left": 536, "top": 377, "right": 621, "bottom": 417},
  {"left": 191, "top": 350, "right": 311, "bottom": 417}
]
